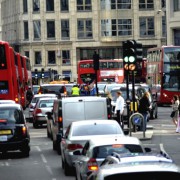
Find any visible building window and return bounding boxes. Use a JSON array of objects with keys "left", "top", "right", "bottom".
[
  {"left": 46, "top": 0, "right": 54, "bottom": 11},
  {"left": 111, "top": 19, "right": 132, "bottom": 36},
  {"left": 101, "top": 0, "right": 111, "bottom": 10},
  {"left": 62, "top": 50, "right": 70, "bottom": 65},
  {"left": 77, "top": 19, "right": 93, "bottom": 39},
  {"left": 77, "top": 0, "right": 92, "bottom": 11},
  {"left": 25, "top": 51, "right": 29, "bottom": 58},
  {"left": 33, "top": 20, "right": 41, "bottom": 39},
  {"left": 174, "top": 0, "right": 180, "bottom": 11},
  {"left": 35, "top": 51, "right": 42, "bottom": 65},
  {"left": 47, "top": 21, "right": 55, "bottom": 38},
  {"left": 61, "top": 0, "right": 69, "bottom": 11},
  {"left": 33, "top": 0, "right": 40, "bottom": 12},
  {"left": 61, "top": 20, "right": 70, "bottom": 40},
  {"left": 162, "top": 16, "right": 166, "bottom": 37},
  {"left": 62, "top": 70, "right": 71, "bottom": 81},
  {"left": 101, "top": 19, "right": 111, "bottom": 36},
  {"left": 24, "top": 21, "right": 29, "bottom": 40},
  {"left": 23, "top": 0, "right": 28, "bottom": 13},
  {"left": 139, "top": 0, "right": 154, "bottom": 10},
  {"left": 111, "top": 0, "right": 131, "bottom": 9},
  {"left": 161, "top": 0, "right": 166, "bottom": 8},
  {"left": 48, "top": 51, "right": 56, "bottom": 64},
  {"left": 139, "top": 17, "right": 154, "bottom": 36}
]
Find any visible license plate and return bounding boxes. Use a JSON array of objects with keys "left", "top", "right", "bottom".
[
  {"left": 0, "top": 136, "right": 7, "bottom": 142},
  {"left": 0, "top": 130, "right": 11, "bottom": 135}
]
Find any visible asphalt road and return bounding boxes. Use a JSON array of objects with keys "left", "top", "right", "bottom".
[{"left": 0, "top": 106, "right": 179, "bottom": 180}]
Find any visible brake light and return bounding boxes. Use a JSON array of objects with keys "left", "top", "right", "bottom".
[
  {"left": 108, "top": 114, "right": 111, "bottom": 119},
  {"left": 22, "top": 96, "right": 25, "bottom": 100},
  {"left": 15, "top": 97, "right": 19, "bottom": 103},
  {"left": 87, "top": 158, "right": 98, "bottom": 171},
  {"left": 22, "top": 126, "right": 27, "bottom": 136},
  {"left": 67, "top": 144, "right": 83, "bottom": 151},
  {"left": 58, "top": 116, "right": 62, "bottom": 122},
  {"left": 0, "top": 119, "right": 7, "bottom": 123},
  {"left": 35, "top": 108, "right": 42, "bottom": 114}
]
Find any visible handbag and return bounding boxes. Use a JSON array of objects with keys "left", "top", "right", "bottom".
[{"left": 170, "top": 111, "right": 176, "bottom": 118}]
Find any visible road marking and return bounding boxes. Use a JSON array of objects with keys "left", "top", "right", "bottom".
[
  {"left": 41, "top": 154, "right": 47, "bottom": 163},
  {"left": 46, "top": 165, "right": 53, "bottom": 175},
  {"left": 35, "top": 146, "right": 41, "bottom": 152}
]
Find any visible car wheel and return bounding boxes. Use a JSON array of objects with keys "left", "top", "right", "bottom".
[{"left": 21, "top": 146, "right": 30, "bottom": 157}]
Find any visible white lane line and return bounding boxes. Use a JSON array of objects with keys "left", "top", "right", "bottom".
[
  {"left": 5, "top": 162, "right": 9, "bottom": 166},
  {"left": 35, "top": 146, "right": 41, "bottom": 152},
  {"left": 41, "top": 154, "right": 47, "bottom": 163},
  {"left": 46, "top": 165, "right": 53, "bottom": 175}
]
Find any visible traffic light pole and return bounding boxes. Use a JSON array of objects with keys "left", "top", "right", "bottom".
[
  {"left": 126, "top": 69, "right": 130, "bottom": 128},
  {"left": 95, "top": 69, "right": 99, "bottom": 96}
]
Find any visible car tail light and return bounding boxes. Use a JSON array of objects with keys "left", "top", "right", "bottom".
[
  {"left": 67, "top": 144, "right": 83, "bottom": 151},
  {"left": 15, "top": 97, "right": 19, "bottom": 103},
  {"left": 87, "top": 158, "right": 98, "bottom": 171},
  {"left": 22, "top": 126, "right": 27, "bottom": 136},
  {"left": 22, "top": 96, "right": 25, "bottom": 100},
  {"left": 108, "top": 114, "right": 111, "bottom": 119},
  {"left": 35, "top": 108, "right": 42, "bottom": 114}
]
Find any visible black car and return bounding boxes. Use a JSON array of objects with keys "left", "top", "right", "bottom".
[{"left": 0, "top": 104, "right": 30, "bottom": 157}]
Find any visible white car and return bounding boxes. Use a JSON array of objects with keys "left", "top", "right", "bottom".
[
  {"left": 74, "top": 136, "right": 151, "bottom": 180},
  {"left": 60, "top": 119, "right": 125, "bottom": 176},
  {"left": 27, "top": 93, "right": 57, "bottom": 121},
  {"left": 0, "top": 100, "right": 16, "bottom": 104}
]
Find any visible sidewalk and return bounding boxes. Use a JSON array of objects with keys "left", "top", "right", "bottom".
[{"left": 126, "top": 125, "right": 153, "bottom": 141}]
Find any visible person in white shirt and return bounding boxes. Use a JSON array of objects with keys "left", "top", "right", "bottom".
[{"left": 114, "top": 91, "right": 125, "bottom": 128}]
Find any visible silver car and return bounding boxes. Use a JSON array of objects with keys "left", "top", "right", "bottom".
[
  {"left": 28, "top": 93, "right": 57, "bottom": 121},
  {"left": 74, "top": 136, "right": 151, "bottom": 180},
  {"left": 60, "top": 119, "right": 125, "bottom": 176},
  {"left": 88, "top": 153, "right": 180, "bottom": 180},
  {"left": 32, "top": 97, "right": 57, "bottom": 128}
]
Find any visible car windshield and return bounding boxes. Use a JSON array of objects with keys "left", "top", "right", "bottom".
[
  {"left": 39, "top": 99, "right": 55, "bottom": 108},
  {"left": 0, "top": 108, "right": 24, "bottom": 124},
  {"left": 105, "top": 172, "right": 180, "bottom": 179},
  {"left": 93, "top": 144, "right": 143, "bottom": 158},
  {"left": 111, "top": 89, "right": 132, "bottom": 102},
  {"left": 72, "top": 124, "right": 121, "bottom": 136}
]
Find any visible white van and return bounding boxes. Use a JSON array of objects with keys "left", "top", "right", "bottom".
[{"left": 47, "top": 96, "right": 110, "bottom": 154}]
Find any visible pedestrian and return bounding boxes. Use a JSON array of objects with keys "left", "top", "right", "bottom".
[
  {"left": 171, "top": 95, "right": 179, "bottom": 131},
  {"left": 176, "top": 96, "right": 180, "bottom": 133},
  {"left": 114, "top": 91, "right": 125, "bottom": 128},
  {"left": 138, "top": 91, "right": 151, "bottom": 131},
  {"left": 106, "top": 91, "right": 112, "bottom": 119},
  {"left": 71, "top": 84, "right": 80, "bottom": 96},
  {"left": 26, "top": 86, "right": 33, "bottom": 106}
]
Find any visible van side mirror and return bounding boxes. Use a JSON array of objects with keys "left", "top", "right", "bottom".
[
  {"left": 46, "top": 112, "right": 52, "bottom": 119},
  {"left": 144, "top": 147, "right": 151, "bottom": 152}
]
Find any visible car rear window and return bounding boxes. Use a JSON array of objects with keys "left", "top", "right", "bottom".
[
  {"left": 93, "top": 144, "right": 143, "bottom": 158},
  {"left": 39, "top": 99, "right": 55, "bottom": 108},
  {"left": 72, "top": 124, "right": 121, "bottom": 136},
  {"left": 40, "top": 85, "right": 64, "bottom": 95},
  {"left": 0, "top": 108, "right": 25, "bottom": 124}
]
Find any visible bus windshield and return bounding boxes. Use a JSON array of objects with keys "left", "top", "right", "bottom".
[{"left": 163, "top": 47, "right": 180, "bottom": 91}]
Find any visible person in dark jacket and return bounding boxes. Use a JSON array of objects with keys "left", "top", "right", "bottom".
[
  {"left": 26, "top": 86, "right": 33, "bottom": 105},
  {"left": 138, "top": 91, "right": 150, "bottom": 131}
]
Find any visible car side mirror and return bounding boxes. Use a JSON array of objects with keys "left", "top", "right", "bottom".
[
  {"left": 144, "top": 147, "right": 151, "bottom": 152},
  {"left": 73, "top": 150, "right": 81, "bottom": 155},
  {"left": 46, "top": 112, "right": 52, "bottom": 119}
]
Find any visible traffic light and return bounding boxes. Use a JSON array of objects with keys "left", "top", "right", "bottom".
[
  {"left": 41, "top": 68, "right": 44, "bottom": 79},
  {"left": 35, "top": 69, "right": 38, "bottom": 79},
  {"left": 93, "top": 51, "right": 100, "bottom": 70},
  {"left": 123, "top": 40, "right": 143, "bottom": 71}
]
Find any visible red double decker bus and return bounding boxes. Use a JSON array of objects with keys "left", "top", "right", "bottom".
[
  {"left": 0, "top": 41, "right": 14, "bottom": 101},
  {"left": 16, "top": 53, "right": 26, "bottom": 109},
  {"left": 77, "top": 59, "right": 124, "bottom": 85},
  {"left": 146, "top": 46, "right": 180, "bottom": 105}
]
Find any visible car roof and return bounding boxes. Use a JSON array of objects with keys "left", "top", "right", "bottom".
[
  {"left": 0, "top": 100, "right": 16, "bottom": 104},
  {"left": 88, "top": 136, "right": 142, "bottom": 147},
  {"left": 60, "top": 96, "right": 107, "bottom": 102},
  {"left": 33, "top": 93, "right": 57, "bottom": 97},
  {"left": 0, "top": 103, "right": 22, "bottom": 109},
  {"left": 71, "top": 119, "right": 120, "bottom": 126}
]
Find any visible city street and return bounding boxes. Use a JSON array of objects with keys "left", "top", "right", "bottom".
[{"left": 0, "top": 106, "right": 179, "bottom": 180}]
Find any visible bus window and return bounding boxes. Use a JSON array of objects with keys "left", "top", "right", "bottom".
[{"left": 0, "top": 45, "right": 7, "bottom": 69}]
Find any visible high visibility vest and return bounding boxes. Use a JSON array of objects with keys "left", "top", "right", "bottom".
[{"left": 72, "top": 87, "right": 80, "bottom": 95}]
